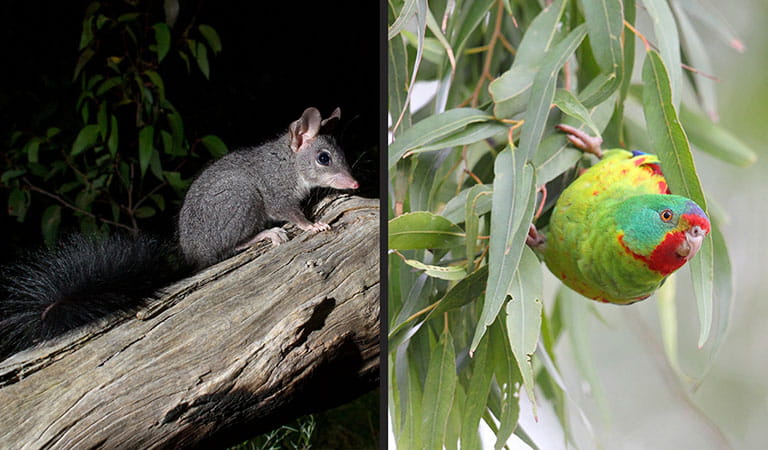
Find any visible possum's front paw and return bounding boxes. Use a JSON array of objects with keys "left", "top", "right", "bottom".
[
  {"left": 238, "top": 227, "right": 289, "bottom": 249},
  {"left": 298, "top": 221, "right": 331, "bottom": 233}
]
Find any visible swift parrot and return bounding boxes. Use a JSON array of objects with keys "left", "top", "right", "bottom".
[{"left": 527, "top": 124, "right": 710, "bottom": 305}]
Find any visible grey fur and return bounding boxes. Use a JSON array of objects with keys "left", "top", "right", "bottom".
[{"left": 178, "top": 107, "right": 358, "bottom": 269}]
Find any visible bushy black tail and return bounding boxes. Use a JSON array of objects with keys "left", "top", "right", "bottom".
[{"left": 0, "top": 234, "right": 188, "bottom": 359}]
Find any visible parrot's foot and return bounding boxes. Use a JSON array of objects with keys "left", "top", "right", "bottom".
[
  {"left": 556, "top": 124, "right": 604, "bottom": 159},
  {"left": 526, "top": 224, "right": 546, "bottom": 248}
]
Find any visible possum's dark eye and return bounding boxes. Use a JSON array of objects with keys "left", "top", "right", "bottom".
[{"left": 317, "top": 151, "right": 331, "bottom": 166}]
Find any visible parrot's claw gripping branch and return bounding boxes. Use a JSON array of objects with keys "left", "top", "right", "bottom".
[
  {"left": 526, "top": 224, "right": 545, "bottom": 248},
  {"left": 556, "top": 124, "right": 604, "bottom": 159}
]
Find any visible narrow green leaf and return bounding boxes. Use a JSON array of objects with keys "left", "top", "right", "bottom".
[
  {"left": 8, "top": 188, "right": 29, "bottom": 221},
  {"left": 138, "top": 126, "right": 155, "bottom": 177},
  {"left": 425, "top": 265, "right": 489, "bottom": 321},
  {"left": 145, "top": 70, "right": 166, "bottom": 100},
  {"left": 464, "top": 185, "right": 491, "bottom": 270},
  {"left": 514, "top": 0, "right": 568, "bottom": 67},
  {"left": 388, "top": 0, "right": 417, "bottom": 40},
  {"left": 470, "top": 148, "right": 537, "bottom": 353},
  {"left": 198, "top": 24, "right": 222, "bottom": 54},
  {"left": 459, "top": 337, "right": 493, "bottom": 450},
  {"left": 489, "top": 66, "right": 537, "bottom": 118},
  {"left": 71, "top": 124, "right": 100, "bottom": 156},
  {"left": 657, "top": 274, "right": 692, "bottom": 382},
  {"left": 134, "top": 206, "right": 156, "bottom": 218},
  {"left": 407, "top": 122, "right": 507, "bottom": 156},
  {"left": 422, "top": 329, "right": 457, "bottom": 450},
  {"left": 107, "top": 115, "right": 119, "bottom": 156},
  {"left": 96, "top": 76, "right": 123, "bottom": 97},
  {"left": 453, "top": 0, "right": 496, "bottom": 58},
  {"left": 680, "top": 105, "right": 757, "bottom": 167},
  {"left": 518, "top": 24, "right": 587, "bottom": 162},
  {"left": 554, "top": 89, "right": 601, "bottom": 135},
  {"left": 200, "top": 134, "right": 228, "bottom": 158},
  {"left": 440, "top": 184, "right": 493, "bottom": 225},
  {"left": 677, "top": 0, "right": 745, "bottom": 53},
  {"left": 489, "top": 320, "right": 522, "bottom": 449},
  {"left": 403, "top": 258, "right": 467, "bottom": 281},
  {"left": 707, "top": 221, "right": 733, "bottom": 362},
  {"left": 153, "top": 23, "right": 171, "bottom": 62},
  {"left": 97, "top": 103, "right": 108, "bottom": 140},
  {"left": 1, "top": 169, "right": 27, "bottom": 184},
  {"left": 672, "top": 3, "right": 718, "bottom": 121},
  {"left": 505, "top": 246, "right": 543, "bottom": 414},
  {"left": 388, "top": 34, "right": 410, "bottom": 137},
  {"left": 389, "top": 212, "right": 464, "bottom": 250},
  {"left": 579, "top": 0, "right": 623, "bottom": 74},
  {"left": 389, "top": 108, "right": 493, "bottom": 169},
  {"left": 642, "top": 49, "right": 713, "bottom": 347},
  {"left": 118, "top": 12, "right": 140, "bottom": 22},
  {"left": 167, "top": 111, "right": 185, "bottom": 155},
  {"left": 79, "top": 16, "right": 94, "bottom": 50},
  {"left": 41, "top": 205, "right": 62, "bottom": 246},
  {"left": 643, "top": 0, "right": 682, "bottom": 107},
  {"left": 73, "top": 49, "right": 96, "bottom": 81},
  {"left": 192, "top": 41, "right": 210, "bottom": 78},
  {"left": 23, "top": 138, "right": 41, "bottom": 164}
]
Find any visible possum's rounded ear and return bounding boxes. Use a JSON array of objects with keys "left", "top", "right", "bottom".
[
  {"left": 289, "top": 107, "right": 322, "bottom": 152},
  {"left": 319, "top": 107, "right": 341, "bottom": 133}
]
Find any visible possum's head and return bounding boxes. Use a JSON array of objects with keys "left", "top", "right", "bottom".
[{"left": 289, "top": 107, "right": 359, "bottom": 190}]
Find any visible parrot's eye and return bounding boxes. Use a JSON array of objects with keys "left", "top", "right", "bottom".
[{"left": 660, "top": 209, "right": 674, "bottom": 222}]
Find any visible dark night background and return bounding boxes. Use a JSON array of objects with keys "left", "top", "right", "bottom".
[
  {"left": 0, "top": 0, "right": 381, "bottom": 447},
  {"left": 0, "top": 0, "right": 380, "bottom": 258}
]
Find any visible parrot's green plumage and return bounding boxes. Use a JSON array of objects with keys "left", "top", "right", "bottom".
[{"left": 531, "top": 126, "right": 710, "bottom": 305}]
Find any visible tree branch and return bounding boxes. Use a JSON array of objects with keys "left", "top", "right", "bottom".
[{"left": 0, "top": 195, "right": 380, "bottom": 449}]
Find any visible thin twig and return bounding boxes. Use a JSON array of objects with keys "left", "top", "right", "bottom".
[{"left": 23, "top": 178, "right": 136, "bottom": 232}]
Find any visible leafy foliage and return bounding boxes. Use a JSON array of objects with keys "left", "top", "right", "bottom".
[
  {"left": 387, "top": 0, "right": 754, "bottom": 447},
  {"left": 2, "top": 0, "right": 225, "bottom": 244}
]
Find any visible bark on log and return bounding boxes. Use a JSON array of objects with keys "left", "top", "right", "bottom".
[{"left": 0, "top": 195, "right": 380, "bottom": 449}]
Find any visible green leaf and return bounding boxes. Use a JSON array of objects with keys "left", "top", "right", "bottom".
[
  {"left": 672, "top": 3, "right": 718, "bottom": 121},
  {"left": 489, "top": 320, "right": 522, "bottom": 449},
  {"left": 198, "top": 24, "right": 222, "bottom": 54},
  {"left": 707, "top": 221, "right": 733, "bottom": 363},
  {"left": 144, "top": 70, "right": 166, "bottom": 100},
  {"left": 514, "top": 0, "right": 568, "bottom": 67},
  {"left": 402, "top": 258, "right": 467, "bottom": 281},
  {"left": 118, "top": 12, "right": 140, "bottom": 22},
  {"left": 79, "top": 16, "right": 94, "bottom": 50},
  {"left": 8, "top": 188, "right": 29, "bottom": 221},
  {"left": 389, "top": 108, "right": 493, "bottom": 169},
  {"left": 134, "top": 206, "right": 156, "bottom": 218},
  {"left": 440, "top": 184, "right": 492, "bottom": 225},
  {"left": 425, "top": 265, "right": 488, "bottom": 321},
  {"left": 389, "top": 212, "right": 464, "bottom": 250},
  {"left": 643, "top": 0, "right": 682, "bottom": 107},
  {"left": 642, "top": 49, "right": 713, "bottom": 347},
  {"left": 579, "top": 0, "right": 623, "bottom": 74},
  {"left": 73, "top": 49, "right": 96, "bottom": 81},
  {"left": 167, "top": 111, "right": 185, "bottom": 155},
  {"left": 489, "top": 66, "right": 537, "bottom": 118},
  {"left": 554, "top": 89, "right": 601, "bottom": 136},
  {"left": 452, "top": 0, "right": 496, "bottom": 59},
  {"left": 421, "top": 328, "right": 457, "bottom": 450},
  {"left": 459, "top": 337, "right": 493, "bottom": 450},
  {"left": 505, "top": 246, "right": 543, "bottom": 415},
  {"left": 407, "top": 122, "right": 507, "bottom": 156},
  {"left": 518, "top": 24, "right": 587, "bottom": 162},
  {"left": 96, "top": 76, "right": 123, "bottom": 96},
  {"left": 470, "top": 147, "right": 537, "bottom": 353},
  {"left": 23, "top": 138, "right": 41, "bottom": 164},
  {"left": 561, "top": 288, "right": 608, "bottom": 417},
  {"left": 388, "top": 34, "right": 410, "bottom": 136},
  {"left": 188, "top": 40, "right": 210, "bottom": 78},
  {"left": 656, "top": 274, "right": 692, "bottom": 381},
  {"left": 153, "top": 23, "right": 171, "bottom": 62},
  {"left": 41, "top": 205, "right": 62, "bottom": 246},
  {"left": 388, "top": 0, "right": 417, "bottom": 40},
  {"left": 680, "top": 105, "right": 757, "bottom": 167},
  {"left": 163, "top": 171, "right": 190, "bottom": 192},
  {"left": 1, "top": 169, "right": 26, "bottom": 185},
  {"left": 200, "top": 134, "right": 228, "bottom": 158},
  {"left": 138, "top": 126, "right": 155, "bottom": 177},
  {"left": 107, "top": 115, "right": 119, "bottom": 156},
  {"left": 71, "top": 124, "right": 101, "bottom": 156}
]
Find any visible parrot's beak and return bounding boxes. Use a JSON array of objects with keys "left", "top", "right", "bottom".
[{"left": 676, "top": 225, "right": 706, "bottom": 261}]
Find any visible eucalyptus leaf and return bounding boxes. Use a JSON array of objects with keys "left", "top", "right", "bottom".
[
  {"left": 389, "top": 212, "right": 465, "bottom": 250},
  {"left": 642, "top": 49, "right": 713, "bottom": 347}
]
